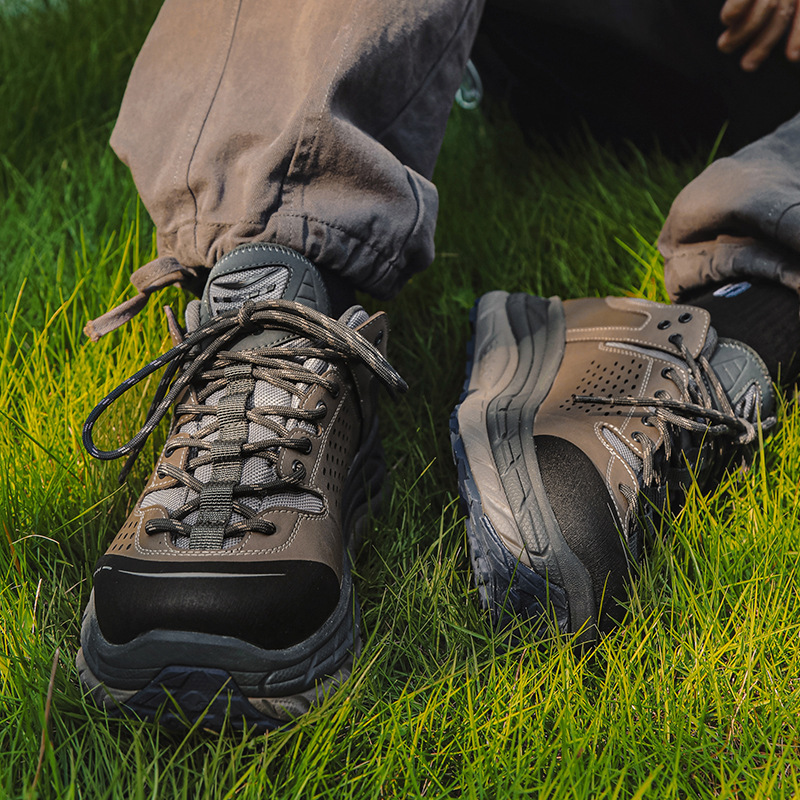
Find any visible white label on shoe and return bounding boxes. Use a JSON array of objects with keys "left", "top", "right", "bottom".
[{"left": 713, "top": 282, "right": 751, "bottom": 298}]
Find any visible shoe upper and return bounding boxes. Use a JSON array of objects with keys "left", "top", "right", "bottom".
[
  {"left": 83, "top": 244, "right": 405, "bottom": 650},
  {"left": 534, "top": 296, "right": 775, "bottom": 582}
]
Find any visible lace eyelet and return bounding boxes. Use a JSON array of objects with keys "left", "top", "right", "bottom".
[
  {"left": 329, "top": 381, "right": 341, "bottom": 398},
  {"left": 642, "top": 416, "right": 654, "bottom": 427},
  {"left": 661, "top": 367, "right": 671, "bottom": 379},
  {"left": 316, "top": 400, "right": 327, "bottom": 415},
  {"left": 292, "top": 459, "right": 304, "bottom": 472},
  {"left": 655, "top": 389, "right": 670, "bottom": 400},
  {"left": 678, "top": 312, "right": 693, "bottom": 323},
  {"left": 668, "top": 333, "right": 683, "bottom": 347},
  {"left": 657, "top": 320, "right": 671, "bottom": 330},
  {"left": 297, "top": 437, "right": 312, "bottom": 454}
]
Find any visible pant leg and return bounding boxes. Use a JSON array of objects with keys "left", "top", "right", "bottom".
[
  {"left": 95, "top": 0, "right": 482, "bottom": 338},
  {"left": 659, "top": 112, "right": 800, "bottom": 301}
]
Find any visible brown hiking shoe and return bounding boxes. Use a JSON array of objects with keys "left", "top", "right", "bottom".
[
  {"left": 451, "top": 292, "right": 775, "bottom": 642},
  {"left": 77, "top": 244, "right": 406, "bottom": 730}
]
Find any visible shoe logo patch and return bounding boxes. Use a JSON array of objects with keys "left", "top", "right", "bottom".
[{"left": 210, "top": 266, "right": 290, "bottom": 311}]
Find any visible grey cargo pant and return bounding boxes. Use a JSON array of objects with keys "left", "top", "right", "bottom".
[{"left": 90, "top": 0, "right": 800, "bottom": 339}]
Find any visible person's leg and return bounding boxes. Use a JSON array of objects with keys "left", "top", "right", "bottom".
[
  {"left": 79, "top": 0, "right": 484, "bottom": 730},
  {"left": 660, "top": 111, "right": 800, "bottom": 388},
  {"left": 86, "top": 0, "right": 483, "bottom": 339}
]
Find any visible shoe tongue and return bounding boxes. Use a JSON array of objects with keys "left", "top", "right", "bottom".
[
  {"left": 708, "top": 335, "right": 775, "bottom": 419},
  {"left": 200, "top": 244, "right": 332, "bottom": 349}
]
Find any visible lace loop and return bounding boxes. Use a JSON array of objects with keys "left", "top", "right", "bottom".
[{"left": 236, "top": 300, "right": 257, "bottom": 329}]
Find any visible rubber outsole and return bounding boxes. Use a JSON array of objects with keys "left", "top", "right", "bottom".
[
  {"left": 450, "top": 292, "right": 597, "bottom": 640},
  {"left": 77, "top": 414, "right": 384, "bottom": 732}
]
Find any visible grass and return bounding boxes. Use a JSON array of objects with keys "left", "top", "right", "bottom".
[{"left": 2, "top": 1, "right": 800, "bottom": 797}]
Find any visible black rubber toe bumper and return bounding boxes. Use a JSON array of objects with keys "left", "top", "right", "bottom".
[{"left": 93, "top": 555, "right": 340, "bottom": 650}]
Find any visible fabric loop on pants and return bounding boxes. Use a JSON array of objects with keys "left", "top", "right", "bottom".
[{"left": 83, "top": 256, "right": 207, "bottom": 341}]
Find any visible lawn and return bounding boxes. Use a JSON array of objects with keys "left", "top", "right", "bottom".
[{"left": 2, "top": 1, "right": 800, "bottom": 798}]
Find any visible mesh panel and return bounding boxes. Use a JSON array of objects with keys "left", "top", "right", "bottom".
[
  {"left": 602, "top": 428, "right": 643, "bottom": 475},
  {"left": 238, "top": 491, "right": 323, "bottom": 513},
  {"left": 343, "top": 308, "right": 369, "bottom": 328},
  {"left": 141, "top": 485, "right": 190, "bottom": 511},
  {"left": 241, "top": 455, "right": 275, "bottom": 484},
  {"left": 180, "top": 420, "right": 200, "bottom": 436},
  {"left": 252, "top": 381, "right": 291, "bottom": 408},
  {"left": 262, "top": 491, "right": 323, "bottom": 512},
  {"left": 194, "top": 463, "right": 213, "bottom": 483}
]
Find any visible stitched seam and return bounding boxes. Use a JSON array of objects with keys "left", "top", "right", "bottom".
[
  {"left": 271, "top": 211, "right": 388, "bottom": 258},
  {"left": 275, "top": 0, "right": 361, "bottom": 220},
  {"left": 390, "top": 169, "right": 423, "bottom": 286},
  {"left": 167, "top": 213, "right": 391, "bottom": 258},
  {"left": 137, "top": 400, "right": 342, "bottom": 559},
  {"left": 374, "top": 0, "right": 479, "bottom": 142},
  {"left": 596, "top": 425, "right": 633, "bottom": 524},
  {"left": 775, "top": 200, "right": 800, "bottom": 239},
  {"left": 570, "top": 326, "right": 711, "bottom": 359},
  {"left": 184, "top": 0, "right": 243, "bottom": 256},
  {"left": 135, "top": 506, "right": 321, "bottom": 557}
]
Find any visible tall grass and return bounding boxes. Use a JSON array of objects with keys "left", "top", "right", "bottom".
[{"left": 2, "top": 1, "right": 799, "bottom": 798}]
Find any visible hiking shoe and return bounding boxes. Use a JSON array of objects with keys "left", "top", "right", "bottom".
[
  {"left": 77, "top": 243, "right": 406, "bottom": 730},
  {"left": 450, "top": 292, "right": 775, "bottom": 640}
]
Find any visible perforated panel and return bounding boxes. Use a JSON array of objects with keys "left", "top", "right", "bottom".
[
  {"left": 106, "top": 515, "right": 140, "bottom": 554},
  {"left": 319, "top": 401, "right": 358, "bottom": 495},
  {"left": 558, "top": 356, "right": 644, "bottom": 417}
]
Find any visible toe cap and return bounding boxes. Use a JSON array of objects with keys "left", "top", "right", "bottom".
[{"left": 93, "top": 555, "right": 341, "bottom": 650}]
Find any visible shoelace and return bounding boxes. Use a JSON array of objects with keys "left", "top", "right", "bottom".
[
  {"left": 574, "top": 332, "right": 776, "bottom": 540},
  {"left": 83, "top": 299, "right": 407, "bottom": 544}
]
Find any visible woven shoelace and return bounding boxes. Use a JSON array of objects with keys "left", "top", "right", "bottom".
[
  {"left": 574, "top": 332, "right": 776, "bottom": 540},
  {"left": 83, "top": 299, "right": 407, "bottom": 547}
]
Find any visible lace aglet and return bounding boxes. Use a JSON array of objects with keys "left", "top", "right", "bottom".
[
  {"left": 118, "top": 451, "right": 138, "bottom": 485},
  {"left": 387, "top": 376, "right": 409, "bottom": 399},
  {"left": 573, "top": 394, "right": 613, "bottom": 405}
]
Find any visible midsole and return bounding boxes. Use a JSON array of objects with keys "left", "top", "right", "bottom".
[{"left": 456, "top": 291, "right": 596, "bottom": 632}]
